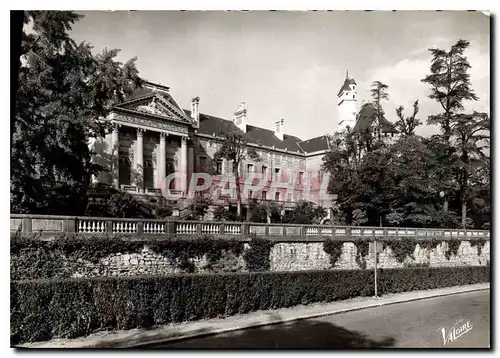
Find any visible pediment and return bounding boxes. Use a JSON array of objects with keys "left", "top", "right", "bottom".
[{"left": 115, "top": 93, "right": 192, "bottom": 124}]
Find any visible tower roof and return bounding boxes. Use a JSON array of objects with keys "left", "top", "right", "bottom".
[{"left": 337, "top": 73, "right": 357, "bottom": 96}]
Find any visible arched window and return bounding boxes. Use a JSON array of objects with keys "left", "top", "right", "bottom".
[
  {"left": 119, "top": 157, "right": 131, "bottom": 186},
  {"left": 166, "top": 161, "right": 176, "bottom": 190},
  {"left": 144, "top": 159, "right": 154, "bottom": 189}
]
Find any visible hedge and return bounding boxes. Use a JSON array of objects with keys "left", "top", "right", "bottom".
[{"left": 11, "top": 266, "right": 489, "bottom": 345}]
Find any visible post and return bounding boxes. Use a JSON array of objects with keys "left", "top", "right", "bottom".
[{"left": 374, "top": 239, "right": 378, "bottom": 298}]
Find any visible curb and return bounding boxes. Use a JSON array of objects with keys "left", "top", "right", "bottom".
[{"left": 20, "top": 284, "right": 490, "bottom": 348}]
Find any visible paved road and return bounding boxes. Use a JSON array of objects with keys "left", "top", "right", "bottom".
[{"left": 150, "top": 290, "right": 490, "bottom": 349}]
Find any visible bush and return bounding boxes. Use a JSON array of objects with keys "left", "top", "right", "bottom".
[
  {"left": 11, "top": 266, "right": 489, "bottom": 345},
  {"left": 243, "top": 237, "right": 274, "bottom": 272},
  {"left": 323, "top": 240, "right": 344, "bottom": 267}
]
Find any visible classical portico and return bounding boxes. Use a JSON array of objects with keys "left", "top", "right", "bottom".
[{"left": 91, "top": 82, "right": 197, "bottom": 197}]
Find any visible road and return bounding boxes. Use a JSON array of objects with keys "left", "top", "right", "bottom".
[{"left": 149, "top": 290, "right": 490, "bottom": 349}]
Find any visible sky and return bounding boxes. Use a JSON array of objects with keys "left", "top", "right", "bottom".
[{"left": 69, "top": 10, "right": 490, "bottom": 140}]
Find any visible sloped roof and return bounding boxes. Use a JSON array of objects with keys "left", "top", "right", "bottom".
[
  {"left": 337, "top": 77, "right": 357, "bottom": 96},
  {"left": 185, "top": 109, "right": 305, "bottom": 153},
  {"left": 352, "top": 102, "right": 398, "bottom": 134},
  {"left": 297, "top": 135, "right": 330, "bottom": 153}
]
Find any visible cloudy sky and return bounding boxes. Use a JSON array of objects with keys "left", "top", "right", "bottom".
[{"left": 69, "top": 10, "right": 490, "bottom": 140}]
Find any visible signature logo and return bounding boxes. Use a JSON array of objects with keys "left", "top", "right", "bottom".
[{"left": 440, "top": 319, "right": 473, "bottom": 346}]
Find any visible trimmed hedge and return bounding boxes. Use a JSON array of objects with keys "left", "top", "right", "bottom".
[{"left": 11, "top": 266, "right": 489, "bottom": 345}]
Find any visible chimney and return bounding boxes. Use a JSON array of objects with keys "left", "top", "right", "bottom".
[
  {"left": 273, "top": 118, "right": 284, "bottom": 140},
  {"left": 233, "top": 101, "right": 247, "bottom": 133},
  {"left": 191, "top": 97, "right": 200, "bottom": 128}
]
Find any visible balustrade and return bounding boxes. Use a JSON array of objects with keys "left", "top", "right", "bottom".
[{"left": 78, "top": 219, "right": 106, "bottom": 233}]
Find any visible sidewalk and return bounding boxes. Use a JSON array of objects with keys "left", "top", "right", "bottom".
[{"left": 17, "top": 283, "right": 490, "bottom": 349}]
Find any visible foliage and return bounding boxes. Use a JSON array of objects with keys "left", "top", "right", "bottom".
[
  {"left": 370, "top": 81, "right": 390, "bottom": 141},
  {"left": 11, "top": 11, "right": 142, "bottom": 215},
  {"left": 11, "top": 266, "right": 489, "bottom": 344},
  {"left": 213, "top": 206, "right": 240, "bottom": 222},
  {"left": 445, "top": 239, "right": 462, "bottom": 260},
  {"left": 247, "top": 199, "right": 282, "bottom": 223},
  {"left": 352, "top": 239, "right": 369, "bottom": 269},
  {"left": 384, "top": 238, "right": 417, "bottom": 263},
  {"left": 323, "top": 240, "right": 344, "bottom": 267},
  {"left": 243, "top": 236, "right": 274, "bottom": 272},
  {"left": 469, "top": 238, "right": 487, "bottom": 256},
  {"left": 395, "top": 100, "right": 422, "bottom": 136},
  {"left": 281, "top": 201, "right": 326, "bottom": 224},
  {"left": 183, "top": 196, "right": 212, "bottom": 220},
  {"left": 421, "top": 39, "right": 478, "bottom": 141}
]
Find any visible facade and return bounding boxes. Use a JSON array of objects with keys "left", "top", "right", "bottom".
[{"left": 90, "top": 72, "right": 397, "bottom": 215}]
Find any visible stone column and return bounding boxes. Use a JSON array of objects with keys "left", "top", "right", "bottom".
[
  {"left": 135, "top": 128, "right": 144, "bottom": 192},
  {"left": 181, "top": 136, "right": 188, "bottom": 196},
  {"left": 111, "top": 124, "right": 119, "bottom": 188},
  {"left": 158, "top": 132, "right": 167, "bottom": 193}
]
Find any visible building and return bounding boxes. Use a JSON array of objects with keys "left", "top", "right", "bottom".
[{"left": 89, "top": 72, "right": 396, "bottom": 217}]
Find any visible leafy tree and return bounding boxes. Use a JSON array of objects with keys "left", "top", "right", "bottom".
[
  {"left": 106, "top": 191, "right": 155, "bottom": 219},
  {"left": 281, "top": 201, "right": 326, "bottom": 225},
  {"left": 213, "top": 206, "right": 239, "bottom": 222},
  {"left": 183, "top": 196, "right": 212, "bottom": 221},
  {"left": 421, "top": 39, "right": 478, "bottom": 141},
  {"left": 395, "top": 100, "right": 422, "bottom": 136},
  {"left": 247, "top": 199, "right": 282, "bottom": 223},
  {"left": 213, "top": 131, "right": 261, "bottom": 217},
  {"left": 370, "top": 81, "right": 390, "bottom": 141},
  {"left": 11, "top": 11, "right": 142, "bottom": 215},
  {"left": 450, "top": 112, "right": 490, "bottom": 227}
]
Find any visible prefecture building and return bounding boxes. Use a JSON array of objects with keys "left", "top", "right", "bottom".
[{"left": 89, "top": 72, "right": 398, "bottom": 219}]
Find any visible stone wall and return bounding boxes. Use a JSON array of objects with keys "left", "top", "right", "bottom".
[
  {"left": 270, "top": 240, "right": 490, "bottom": 272},
  {"left": 70, "top": 245, "right": 248, "bottom": 278},
  {"left": 65, "top": 239, "right": 489, "bottom": 278}
]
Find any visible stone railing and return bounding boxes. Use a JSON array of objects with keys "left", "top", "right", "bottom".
[{"left": 10, "top": 214, "right": 491, "bottom": 241}]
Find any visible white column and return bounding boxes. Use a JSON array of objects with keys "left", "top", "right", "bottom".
[
  {"left": 158, "top": 132, "right": 167, "bottom": 193},
  {"left": 135, "top": 128, "right": 144, "bottom": 192},
  {"left": 181, "top": 136, "right": 188, "bottom": 195},
  {"left": 111, "top": 124, "right": 119, "bottom": 188}
]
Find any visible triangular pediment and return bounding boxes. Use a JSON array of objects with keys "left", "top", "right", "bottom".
[{"left": 115, "top": 93, "right": 192, "bottom": 124}]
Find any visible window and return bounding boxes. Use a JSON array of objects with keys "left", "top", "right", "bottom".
[
  {"left": 353, "top": 94, "right": 356, "bottom": 99},
  {"left": 232, "top": 161, "right": 237, "bottom": 173},
  {"left": 247, "top": 163, "right": 254, "bottom": 173},
  {"left": 262, "top": 165, "right": 268, "bottom": 176},
  {"left": 391, "top": 132, "right": 395, "bottom": 137},
  {"left": 275, "top": 192, "right": 280, "bottom": 201},
  {"left": 216, "top": 160, "right": 223, "bottom": 175},
  {"left": 262, "top": 191, "right": 267, "bottom": 200},
  {"left": 248, "top": 190, "right": 253, "bottom": 199},
  {"left": 274, "top": 168, "right": 280, "bottom": 180},
  {"left": 298, "top": 171, "right": 304, "bottom": 184},
  {"left": 287, "top": 193, "right": 292, "bottom": 202}
]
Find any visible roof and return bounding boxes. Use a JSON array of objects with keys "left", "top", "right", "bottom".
[
  {"left": 351, "top": 102, "right": 398, "bottom": 134},
  {"left": 185, "top": 109, "right": 305, "bottom": 153},
  {"left": 337, "top": 77, "right": 357, "bottom": 96},
  {"left": 297, "top": 135, "right": 331, "bottom": 153}
]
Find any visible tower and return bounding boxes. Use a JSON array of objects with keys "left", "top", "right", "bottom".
[{"left": 337, "top": 70, "right": 357, "bottom": 133}]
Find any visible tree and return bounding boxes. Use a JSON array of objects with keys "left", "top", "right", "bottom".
[
  {"left": 213, "top": 131, "right": 261, "bottom": 217},
  {"left": 183, "top": 196, "right": 212, "bottom": 221},
  {"left": 11, "top": 11, "right": 142, "bottom": 215},
  {"left": 395, "top": 100, "right": 422, "bottom": 136},
  {"left": 450, "top": 112, "right": 490, "bottom": 227},
  {"left": 247, "top": 199, "right": 282, "bottom": 223},
  {"left": 281, "top": 201, "right": 326, "bottom": 225},
  {"left": 370, "top": 81, "right": 390, "bottom": 141},
  {"left": 421, "top": 39, "right": 478, "bottom": 142}
]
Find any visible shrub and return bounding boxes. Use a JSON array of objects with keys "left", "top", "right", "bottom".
[
  {"left": 469, "top": 238, "right": 487, "bottom": 256},
  {"left": 11, "top": 266, "right": 489, "bottom": 345},
  {"left": 353, "top": 239, "right": 369, "bottom": 269},
  {"left": 384, "top": 237, "right": 417, "bottom": 263},
  {"left": 323, "top": 240, "right": 344, "bottom": 267},
  {"left": 445, "top": 238, "right": 461, "bottom": 260},
  {"left": 243, "top": 237, "right": 274, "bottom": 272}
]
